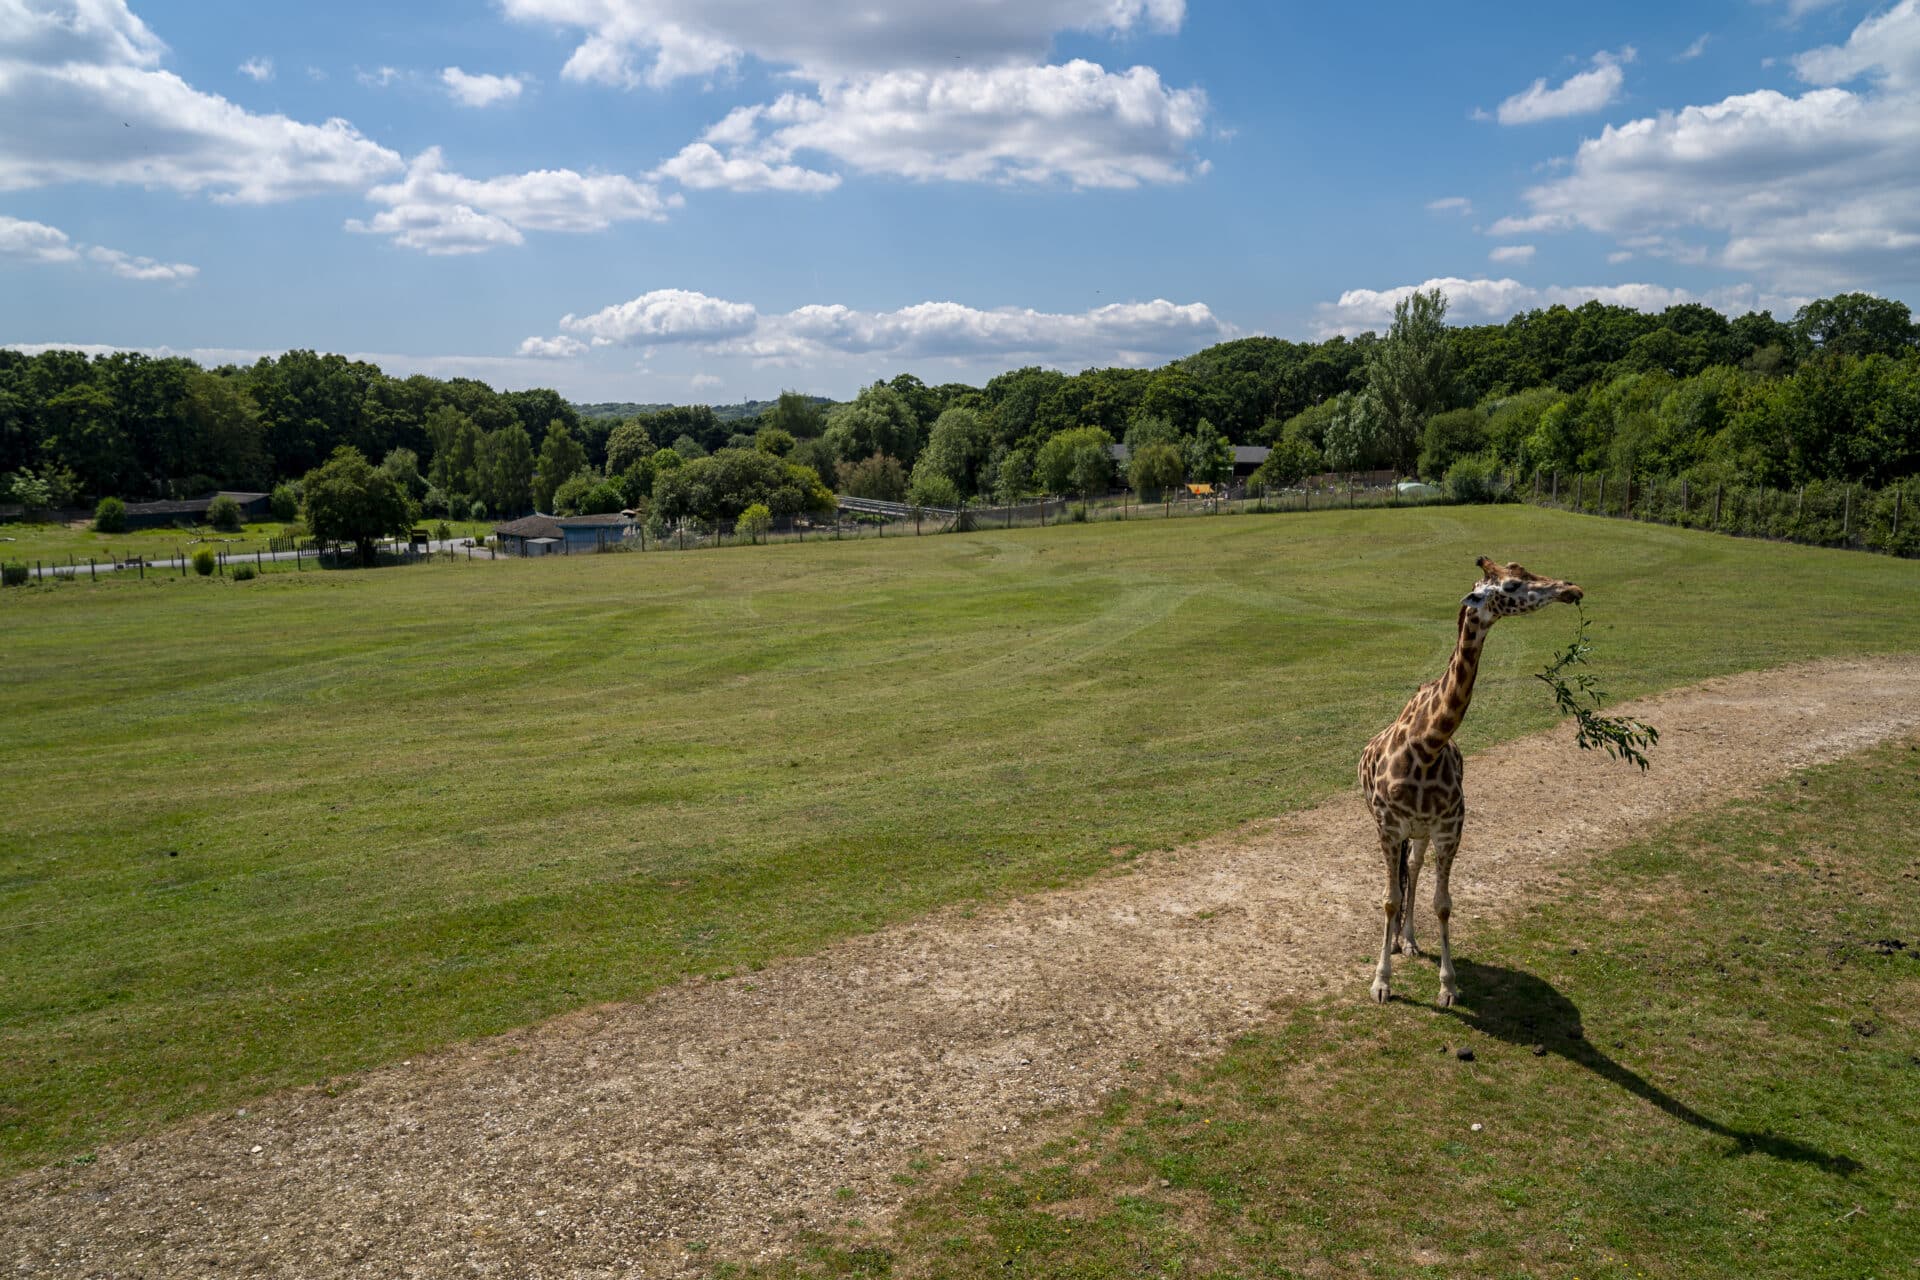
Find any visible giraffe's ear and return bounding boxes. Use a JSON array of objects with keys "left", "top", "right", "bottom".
[{"left": 1476, "top": 556, "right": 1501, "bottom": 580}]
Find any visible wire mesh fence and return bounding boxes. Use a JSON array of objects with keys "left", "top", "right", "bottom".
[{"left": 1518, "top": 468, "right": 1918, "bottom": 557}]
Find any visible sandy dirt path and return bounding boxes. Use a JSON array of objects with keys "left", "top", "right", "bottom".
[{"left": 10, "top": 657, "right": 1920, "bottom": 1278}]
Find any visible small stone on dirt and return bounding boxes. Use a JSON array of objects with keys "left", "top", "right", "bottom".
[
  {"left": 1455, "top": 1047, "right": 1475, "bottom": 1062},
  {"left": 250, "top": 1145, "right": 262, "bottom": 1154},
  {"left": 1531, "top": 1044, "right": 1547, "bottom": 1056},
  {"left": 1470, "top": 1123, "right": 1483, "bottom": 1132}
]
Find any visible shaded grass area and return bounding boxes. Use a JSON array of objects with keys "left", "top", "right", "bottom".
[
  {"left": 764, "top": 738, "right": 1920, "bottom": 1280},
  {"left": 2, "top": 506, "right": 1918, "bottom": 1174}
]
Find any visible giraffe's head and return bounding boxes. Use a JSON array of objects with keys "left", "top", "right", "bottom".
[{"left": 1461, "top": 555, "right": 1583, "bottom": 623}]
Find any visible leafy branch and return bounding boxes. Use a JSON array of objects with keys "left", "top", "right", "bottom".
[{"left": 1534, "top": 607, "right": 1659, "bottom": 771}]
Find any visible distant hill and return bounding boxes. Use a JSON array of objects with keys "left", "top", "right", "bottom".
[{"left": 573, "top": 395, "right": 835, "bottom": 423}]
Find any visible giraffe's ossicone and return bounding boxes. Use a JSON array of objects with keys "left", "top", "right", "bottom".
[{"left": 1359, "top": 555, "right": 1583, "bottom": 1006}]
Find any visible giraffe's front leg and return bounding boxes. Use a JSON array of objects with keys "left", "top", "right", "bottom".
[
  {"left": 1397, "top": 838, "right": 1428, "bottom": 956},
  {"left": 1371, "top": 828, "right": 1405, "bottom": 1003},
  {"left": 1430, "top": 825, "right": 1462, "bottom": 1007}
]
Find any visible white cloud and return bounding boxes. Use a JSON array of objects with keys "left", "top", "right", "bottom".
[
  {"left": 2, "top": 214, "right": 195, "bottom": 279},
  {"left": 357, "top": 65, "right": 403, "bottom": 88},
  {"left": 86, "top": 244, "right": 195, "bottom": 280},
  {"left": 527, "top": 288, "right": 1233, "bottom": 367},
  {"left": 1677, "top": 34, "right": 1710, "bottom": 61},
  {"left": 653, "top": 109, "right": 840, "bottom": 192},
  {"left": 502, "top": 0, "right": 1186, "bottom": 85},
  {"left": 1492, "top": 3, "right": 1920, "bottom": 291},
  {"left": 441, "top": 66, "right": 524, "bottom": 107},
  {"left": 238, "top": 55, "right": 273, "bottom": 82},
  {"left": 689, "top": 372, "right": 723, "bottom": 390},
  {"left": 517, "top": 334, "right": 588, "bottom": 358},
  {"left": 0, "top": 214, "right": 81, "bottom": 263},
  {"left": 1426, "top": 195, "right": 1472, "bottom": 214},
  {"left": 0, "top": 1, "right": 401, "bottom": 202},
  {"left": 347, "top": 146, "right": 679, "bottom": 254},
  {"left": 1489, "top": 244, "right": 1535, "bottom": 263},
  {"left": 558, "top": 288, "right": 761, "bottom": 346},
  {"left": 668, "top": 61, "right": 1206, "bottom": 191},
  {"left": 506, "top": 1, "right": 1205, "bottom": 190},
  {"left": 1495, "top": 47, "right": 1635, "bottom": 125},
  {"left": 1791, "top": 0, "right": 1920, "bottom": 89}
]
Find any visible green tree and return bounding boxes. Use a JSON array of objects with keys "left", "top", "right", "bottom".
[
  {"left": 993, "top": 448, "right": 1033, "bottom": 505},
  {"left": 301, "top": 446, "right": 415, "bottom": 565},
  {"left": 735, "top": 502, "right": 773, "bottom": 544},
  {"left": 761, "top": 389, "right": 827, "bottom": 440},
  {"left": 92, "top": 495, "right": 126, "bottom": 533},
  {"left": 1036, "top": 425, "right": 1114, "bottom": 501},
  {"left": 1184, "top": 421, "right": 1233, "bottom": 486},
  {"left": 550, "top": 469, "right": 602, "bottom": 515},
  {"left": 907, "top": 466, "right": 962, "bottom": 512},
  {"left": 837, "top": 452, "right": 908, "bottom": 502},
  {"left": 1362, "top": 287, "right": 1455, "bottom": 473},
  {"left": 754, "top": 426, "right": 796, "bottom": 457},
  {"left": 1249, "top": 437, "right": 1322, "bottom": 491},
  {"left": 1418, "top": 408, "right": 1488, "bottom": 481},
  {"left": 1128, "top": 440, "right": 1185, "bottom": 501},
  {"left": 534, "top": 421, "right": 587, "bottom": 512},
  {"left": 475, "top": 424, "right": 535, "bottom": 516},
  {"left": 915, "top": 406, "right": 989, "bottom": 495},
  {"left": 654, "top": 448, "right": 835, "bottom": 524},
  {"left": 671, "top": 433, "right": 707, "bottom": 460},
  {"left": 605, "top": 418, "right": 654, "bottom": 475},
  {"left": 823, "top": 383, "right": 922, "bottom": 466},
  {"left": 1792, "top": 293, "right": 1916, "bottom": 359},
  {"left": 206, "top": 494, "right": 244, "bottom": 531},
  {"left": 424, "top": 405, "right": 479, "bottom": 502}
]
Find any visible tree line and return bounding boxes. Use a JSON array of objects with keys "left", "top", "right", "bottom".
[{"left": 4, "top": 290, "right": 1916, "bottom": 530}]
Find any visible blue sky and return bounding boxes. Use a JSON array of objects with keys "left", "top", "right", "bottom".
[{"left": 4, "top": 0, "right": 1918, "bottom": 402}]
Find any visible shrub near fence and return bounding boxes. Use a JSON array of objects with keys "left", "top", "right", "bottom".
[{"left": 1526, "top": 469, "right": 1918, "bottom": 557}]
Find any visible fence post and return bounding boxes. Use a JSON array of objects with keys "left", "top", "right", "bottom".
[{"left": 89, "top": 557, "right": 95, "bottom": 581}]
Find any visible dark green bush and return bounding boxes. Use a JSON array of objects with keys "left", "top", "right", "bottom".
[
  {"left": 2, "top": 563, "right": 28, "bottom": 587},
  {"left": 92, "top": 496, "right": 127, "bottom": 534},
  {"left": 269, "top": 484, "right": 298, "bottom": 523},
  {"left": 1445, "top": 454, "right": 1508, "bottom": 504},
  {"left": 192, "top": 548, "right": 216, "bottom": 576},
  {"left": 231, "top": 564, "right": 256, "bottom": 581},
  {"left": 206, "top": 495, "right": 243, "bottom": 532}
]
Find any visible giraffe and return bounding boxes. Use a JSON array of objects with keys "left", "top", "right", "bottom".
[{"left": 1359, "top": 555, "right": 1583, "bottom": 1006}]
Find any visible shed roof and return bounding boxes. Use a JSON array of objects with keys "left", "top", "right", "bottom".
[{"left": 494, "top": 514, "right": 563, "bottom": 538}]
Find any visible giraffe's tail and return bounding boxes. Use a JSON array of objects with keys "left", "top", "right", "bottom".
[{"left": 1395, "top": 838, "right": 1410, "bottom": 912}]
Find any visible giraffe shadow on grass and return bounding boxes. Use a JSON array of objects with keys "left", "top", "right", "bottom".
[{"left": 1434, "top": 957, "right": 1858, "bottom": 1174}]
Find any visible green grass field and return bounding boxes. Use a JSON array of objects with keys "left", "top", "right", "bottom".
[
  {"left": 765, "top": 735, "right": 1920, "bottom": 1280},
  {"left": 3, "top": 506, "right": 1918, "bottom": 1175}
]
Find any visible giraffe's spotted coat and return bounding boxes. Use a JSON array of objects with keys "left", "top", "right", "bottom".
[{"left": 1359, "top": 556, "right": 1583, "bottom": 1005}]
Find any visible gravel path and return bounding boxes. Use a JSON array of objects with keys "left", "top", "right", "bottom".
[{"left": 10, "top": 656, "right": 1920, "bottom": 1279}]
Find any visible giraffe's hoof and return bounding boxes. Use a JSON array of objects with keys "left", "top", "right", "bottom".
[
  {"left": 1436, "top": 987, "right": 1458, "bottom": 1009},
  {"left": 1370, "top": 980, "right": 1391, "bottom": 1004}
]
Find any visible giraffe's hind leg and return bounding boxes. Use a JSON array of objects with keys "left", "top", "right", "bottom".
[
  {"left": 1396, "top": 838, "right": 1428, "bottom": 956},
  {"left": 1430, "top": 825, "right": 1462, "bottom": 1006},
  {"left": 1371, "top": 828, "right": 1406, "bottom": 1003}
]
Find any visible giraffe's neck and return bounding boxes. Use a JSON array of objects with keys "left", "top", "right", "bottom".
[{"left": 1414, "top": 606, "right": 1488, "bottom": 749}]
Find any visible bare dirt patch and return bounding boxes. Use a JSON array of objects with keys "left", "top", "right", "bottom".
[{"left": 9, "top": 657, "right": 1920, "bottom": 1278}]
